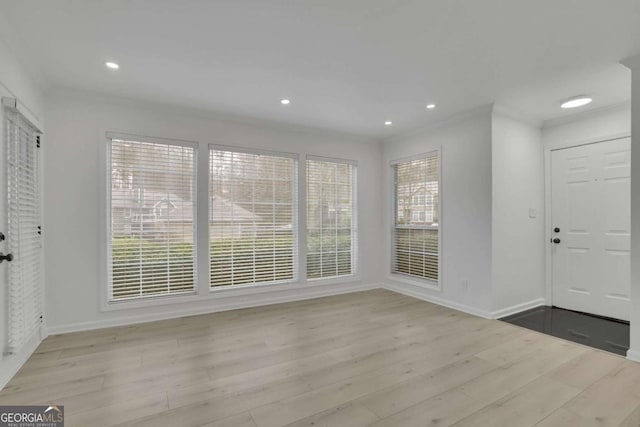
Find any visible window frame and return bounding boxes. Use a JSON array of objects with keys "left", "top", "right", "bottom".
[
  {"left": 99, "top": 132, "right": 362, "bottom": 312},
  {"left": 208, "top": 144, "right": 300, "bottom": 291},
  {"left": 305, "top": 154, "right": 358, "bottom": 282},
  {"left": 389, "top": 148, "right": 442, "bottom": 291},
  {"left": 100, "top": 131, "right": 201, "bottom": 310}
]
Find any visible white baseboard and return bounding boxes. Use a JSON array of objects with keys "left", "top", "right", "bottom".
[
  {"left": 0, "top": 328, "right": 44, "bottom": 391},
  {"left": 382, "top": 282, "right": 493, "bottom": 319},
  {"left": 627, "top": 349, "right": 640, "bottom": 363},
  {"left": 491, "top": 298, "right": 547, "bottom": 320},
  {"left": 48, "top": 282, "right": 381, "bottom": 335},
  {"left": 383, "top": 282, "right": 547, "bottom": 321}
]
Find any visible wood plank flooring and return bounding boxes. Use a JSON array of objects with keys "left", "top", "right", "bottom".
[{"left": 1, "top": 289, "right": 639, "bottom": 426}]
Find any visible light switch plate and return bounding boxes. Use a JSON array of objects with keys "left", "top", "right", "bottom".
[{"left": 529, "top": 208, "right": 537, "bottom": 219}]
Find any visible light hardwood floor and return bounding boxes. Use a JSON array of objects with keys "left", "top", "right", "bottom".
[{"left": 1, "top": 289, "right": 639, "bottom": 426}]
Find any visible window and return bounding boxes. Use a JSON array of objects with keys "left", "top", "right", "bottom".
[
  {"left": 209, "top": 147, "right": 297, "bottom": 287},
  {"left": 306, "top": 157, "right": 357, "bottom": 279},
  {"left": 4, "top": 102, "right": 43, "bottom": 351},
  {"left": 392, "top": 151, "right": 440, "bottom": 282},
  {"left": 107, "top": 135, "right": 197, "bottom": 301},
  {"left": 104, "top": 135, "right": 359, "bottom": 304}
]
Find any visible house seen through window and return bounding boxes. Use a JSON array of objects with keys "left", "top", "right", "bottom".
[
  {"left": 108, "top": 137, "right": 197, "bottom": 301},
  {"left": 392, "top": 151, "right": 440, "bottom": 282}
]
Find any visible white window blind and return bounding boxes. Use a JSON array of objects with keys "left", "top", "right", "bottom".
[
  {"left": 392, "top": 151, "right": 440, "bottom": 282},
  {"left": 107, "top": 137, "right": 197, "bottom": 301},
  {"left": 5, "top": 105, "right": 42, "bottom": 352},
  {"left": 306, "top": 158, "right": 357, "bottom": 279},
  {"left": 209, "top": 147, "right": 297, "bottom": 287}
]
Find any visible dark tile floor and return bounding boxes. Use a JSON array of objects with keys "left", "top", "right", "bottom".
[{"left": 500, "top": 306, "right": 629, "bottom": 356}]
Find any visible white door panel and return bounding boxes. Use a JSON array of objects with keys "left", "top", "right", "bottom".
[{"left": 551, "top": 138, "right": 630, "bottom": 321}]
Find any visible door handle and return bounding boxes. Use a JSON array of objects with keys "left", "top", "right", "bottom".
[
  {"left": 552, "top": 238, "right": 561, "bottom": 244},
  {"left": 0, "top": 253, "right": 13, "bottom": 263}
]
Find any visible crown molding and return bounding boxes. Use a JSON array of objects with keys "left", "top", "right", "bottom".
[
  {"left": 492, "top": 103, "right": 543, "bottom": 128},
  {"left": 382, "top": 104, "right": 494, "bottom": 144},
  {"left": 541, "top": 100, "right": 630, "bottom": 129},
  {"left": 47, "top": 86, "right": 382, "bottom": 145},
  {"left": 621, "top": 54, "right": 640, "bottom": 70}
]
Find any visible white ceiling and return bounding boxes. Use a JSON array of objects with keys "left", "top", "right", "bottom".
[{"left": 1, "top": 0, "right": 639, "bottom": 138}]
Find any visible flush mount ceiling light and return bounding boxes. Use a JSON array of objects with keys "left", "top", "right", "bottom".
[
  {"left": 426, "top": 104, "right": 436, "bottom": 109},
  {"left": 384, "top": 121, "right": 393, "bottom": 126},
  {"left": 560, "top": 96, "right": 592, "bottom": 109},
  {"left": 280, "top": 99, "right": 291, "bottom": 105},
  {"left": 105, "top": 61, "right": 119, "bottom": 69}
]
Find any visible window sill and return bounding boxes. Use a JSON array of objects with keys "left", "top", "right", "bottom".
[
  {"left": 208, "top": 279, "right": 299, "bottom": 296},
  {"left": 209, "top": 274, "right": 361, "bottom": 297},
  {"left": 100, "top": 276, "right": 363, "bottom": 312},
  {"left": 387, "top": 273, "right": 441, "bottom": 292},
  {"left": 306, "top": 274, "right": 361, "bottom": 286},
  {"left": 101, "top": 291, "right": 202, "bottom": 312}
]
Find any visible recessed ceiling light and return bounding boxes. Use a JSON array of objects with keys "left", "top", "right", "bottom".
[
  {"left": 280, "top": 99, "right": 291, "bottom": 105},
  {"left": 384, "top": 121, "right": 393, "bottom": 126},
  {"left": 105, "top": 62, "right": 119, "bottom": 69},
  {"left": 426, "top": 104, "right": 436, "bottom": 109},
  {"left": 560, "top": 96, "right": 592, "bottom": 109}
]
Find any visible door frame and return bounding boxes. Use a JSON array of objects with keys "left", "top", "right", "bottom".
[{"left": 544, "top": 132, "right": 631, "bottom": 307}]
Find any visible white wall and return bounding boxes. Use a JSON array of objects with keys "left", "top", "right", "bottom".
[
  {"left": 381, "top": 106, "right": 547, "bottom": 318},
  {"left": 43, "top": 88, "right": 383, "bottom": 333},
  {"left": 0, "top": 42, "right": 44, "bottom": 127},
  {"left": 542, "top": 103, "right": 631, "bottom": 150},
  {"left": 0, "top": 38, "right": 45, "bottom": 389},
  {"left": 491, "top": 110, "right": 545, "bottom": 315},
  {"left": 45, "top": 89, "right": 632, "bottom": 342},
  {"left": 381, "top": 107, "right": 494, "bottom": 316}
]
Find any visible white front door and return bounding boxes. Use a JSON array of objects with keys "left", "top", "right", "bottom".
[{"left": 551, "top": 138, "right": 631, "bottom": 321}]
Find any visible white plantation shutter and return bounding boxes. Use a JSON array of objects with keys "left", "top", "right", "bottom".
[
  {"left": 306, "top": 157, "right": 357, "bottom": 279},
  {"left": 107, "top": 135, "right": 197, "bottom": 301},
  {"left": 5, "top": 104, "right": 43, "bottom": 352},
  {"left": 209, "top": 147, "right": 297, "bottom": 287},
  {"left": 392, "top": 151, "right": 440, "bottom": 282}
]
